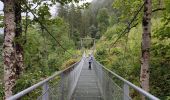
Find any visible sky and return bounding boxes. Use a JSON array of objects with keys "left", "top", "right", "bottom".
[{"left": 0, "top": 1, "right": 3, "bottom": 14}]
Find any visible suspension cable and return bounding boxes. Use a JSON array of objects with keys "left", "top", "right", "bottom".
[
  {"left": 111, "top": 2, "right": 145, "bottom": 47},
  {"left": 22, "top": 0, "right": 74, "bottom": 56}
]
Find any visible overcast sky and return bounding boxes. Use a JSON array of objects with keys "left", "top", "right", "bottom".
[{"left": 0, "top": 1, "right": 3, "bottom": 14}]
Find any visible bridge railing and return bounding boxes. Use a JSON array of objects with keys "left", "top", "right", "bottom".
[
  {"left": 8, "top": 54, "right": 85, "bottom": 100},
  {"left": 93, "top": 60, "right": 159, "bottom": 100}
]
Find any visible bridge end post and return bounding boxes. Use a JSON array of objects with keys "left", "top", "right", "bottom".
[
  {"left": 42, "top": 82, "right": 49, "bottom": 100},
  {"left": 123, "top": 83, "right": 129, "bottom": 100}
]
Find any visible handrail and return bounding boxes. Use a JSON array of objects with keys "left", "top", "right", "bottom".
[
  {"left": 95, "top": 60, "right": 160, "bottom": 100},
  {"left": 7, "top": 61, "right": 80, "bottom": 100}
]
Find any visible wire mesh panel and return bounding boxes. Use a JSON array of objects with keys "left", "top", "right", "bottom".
[
  {"left": 93, "top": 60, "right": 132, "bottom": 100},
  {"left": 37, "top": 58, "right": 85, "bottom": 100},
  {"left": 93, "top": 60, "right": 159, "bottom": 100}
]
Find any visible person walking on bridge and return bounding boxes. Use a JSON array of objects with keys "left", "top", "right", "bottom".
[{"left": 89, "top": 55, "right": 93, "bottom": 70}]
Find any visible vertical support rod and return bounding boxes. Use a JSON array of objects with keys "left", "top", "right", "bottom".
[
  {"left": 60, "top": 73, "right": 65, "bottom": 100},
  {"left": 81, "top": 38, "right": 83, "bottom": 54},
  {"left": 108, "top": 72, "right": 112, "bottom": 100},
  {"left": 93, "top": 39, "right": 95, "bottom": 55},
  {"left": 81, "top": 38, "right": 83, "bottom": 49},
  {"left": 42, "top": 82, "right": 49, "bottom": 100},
  {"left": 123, "top": 83, "right": 129, "bottom": 100}
]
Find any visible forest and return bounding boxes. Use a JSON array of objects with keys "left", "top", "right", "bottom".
[{"left": 0, "top": 0, "right": 170, "bottom": 100}]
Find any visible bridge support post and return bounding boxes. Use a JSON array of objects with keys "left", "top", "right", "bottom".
[
  {"left": 123, "top": 83, "right": 129, "bottom": 100},
  {"left": 60, "top": 73, "right": 65, "bottom": 100},
  {"left": 42, "top": 82, "right": 49, "bottom": 100}
]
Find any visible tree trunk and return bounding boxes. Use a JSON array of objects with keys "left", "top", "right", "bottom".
[
  {"left": 140, "top": 0, "right": 152, "bottom": 99},
  {"left": 3, "top": 0, "right": 16, "bottom": 99},
  {"left": 15, "top": 0, "right": 24, "bottom": 77}
]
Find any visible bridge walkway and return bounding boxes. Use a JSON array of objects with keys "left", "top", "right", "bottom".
[{"left": 71, "top": 58, "right": 103, "bottom": 100}]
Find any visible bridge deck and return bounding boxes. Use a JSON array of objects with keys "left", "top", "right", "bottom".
[{"left": 71, "top": 58, "right": 103, "bottom": 100}]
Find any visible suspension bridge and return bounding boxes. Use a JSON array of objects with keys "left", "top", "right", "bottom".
[{"left": 7, "top": 53, "right": 159, "bottom": 100}]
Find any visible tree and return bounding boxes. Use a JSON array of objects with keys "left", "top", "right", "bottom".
[
  {"left": 81, "top": 10, "right": 90, "bottom": 37},
  {"left": 15, "top": 0, "right": 24, "bottom": 78},
  {"left": 68, "top": 3, "right": 82, "bottom": 39},
  {"left": 2, "top": 0, "right": 82, "bottom": 98},
  {"left": 58, "top": 5, "right": 69, "bottom": 22},
  {"left": 88, "top": 25, "right": 98, "bottom": 38},
  {"left": 3, "top": 0, "right": 16, "bottom": 99},
  {"left": 140, "top": 0, "right": 152, "bottom": 100},
  {"left": 0, "top": 14, "right": 3, "bottom": 27},
  {"left": 97, "top": 8, "right": 109, "bottom": 34},
  {"left": 58, "top": 3, "right": 84, "bottom": 47}
]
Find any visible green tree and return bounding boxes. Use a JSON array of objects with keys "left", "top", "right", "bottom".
[
  {"left": 1, "top": 0, "right": 82, "bottom": 98},
  {"left": 0, "top": 14, "right": 3, "bottom": 27},
  {"left": 88, "top": 25, "right": 98, "bottom": 38},
  {"left": 150, "top": 1, "right": 170, "bottom": 98},
  {"left": 140, "top": 1, "right": 152, "bottom": 99},
  {"left": 2, "top": 0, "right": 16, "bottom": 98},
  {"left": 97, "top": 8, "right": 109, "bottom": 34}
]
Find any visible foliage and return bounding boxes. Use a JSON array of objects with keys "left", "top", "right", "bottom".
[
  {"left": 88, "top": 25, "right": 98, "bottom": 38},
  {"left": 97, "top": 8, "right": 109, "bottom": 34},
  {"left": 61, "top": 58, "right": 79, "bottom": 70},
  {"left": 0, "top": 14, "right": 3, "bottom": 27},
  {"left": 58, "top": 3, "right": 83, "bottom": 48},
  {"left": 113, "top": 0, "right": 142, "bottom": 22},
  {"left": 95, "top": 0, "right": 170, "bottom": 99},
  {"left": 0, "top": 34, "right": 3, "bottom": 45},
  {"left": 150, "top": 6, "right": 170, "bottom": 98},
  {"left": 3, "top": 16, "right": 77, "bottom": 98},
  {"left": 0, "top": 0, "right": 87, "bottom": 98}
]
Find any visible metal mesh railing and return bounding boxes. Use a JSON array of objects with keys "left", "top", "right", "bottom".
[
  {"left": 93, "top": 60, "right": 132, "bottom": 100},
  {"left": 37, "top": 57, "right": 85, "bottom": 100},
  {"left": 8, "top": 53, "right": 85, "bottom": 100},
  {"left": 93, "top": 60, "right": 159, "bottom": 100}
]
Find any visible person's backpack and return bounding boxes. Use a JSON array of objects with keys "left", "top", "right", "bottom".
[{"left": 89, "top": 56, "right": 93, "bottom": 62}]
